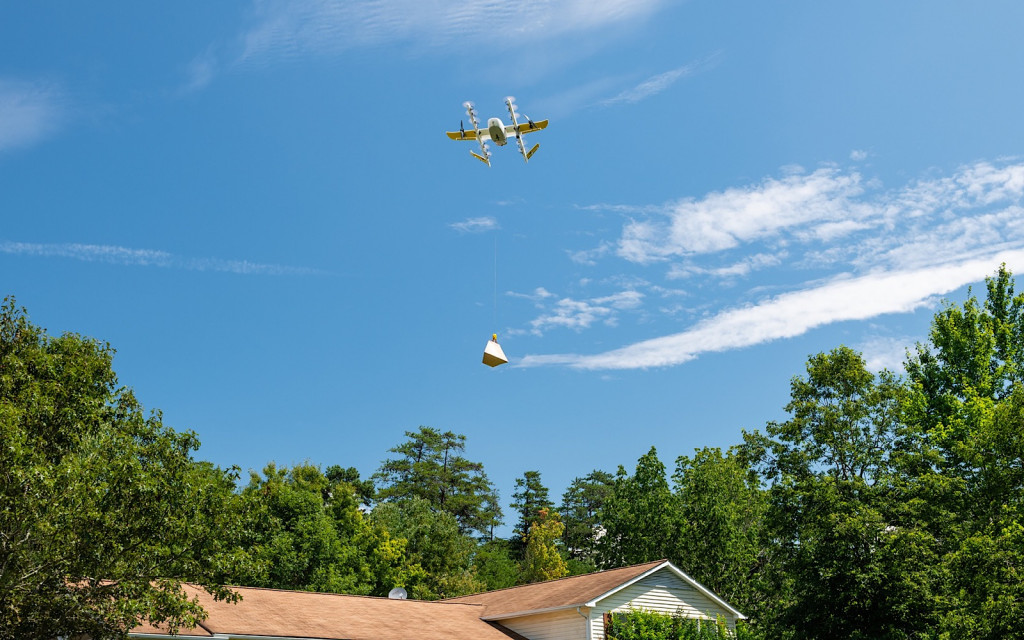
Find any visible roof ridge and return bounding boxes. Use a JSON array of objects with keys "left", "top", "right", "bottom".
[
  {"left": 444, "top": 559, "right": 667, "bottom": 601},
  {"left": 199, "top": 583, "right": 486, "bottom": 606}
]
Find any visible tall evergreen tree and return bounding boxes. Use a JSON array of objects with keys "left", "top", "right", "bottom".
[
  {"left": 373, "top": 427, "right": 502, "bottom": 537},
  {"left": 509, "top": 470, "right": 553, "bottom": 555},
  {"left": 560, "top": 470, "right": 614, "bottom": 564}
]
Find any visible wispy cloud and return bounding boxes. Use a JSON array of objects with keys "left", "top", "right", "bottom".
[
  {"left": 520, "top": 254, "right": 1024, "bottom": 369},
  {"left": 856, "top": 335, "right": 914, "bottom": 373},
  {"left": 602, "top": 55, "right": 717, "bottom": 106},
  {"left": 0, "top": 79, "right": 65, "bottom": 152},
  {"left": 238, "top": 0, "right": 670, "bottom": 64},
  {"left": 520, "top": 159, "right": 1024, "bottom": 369},
  {"left": 0, "top": 241, "right": 323, "bottom": 276},
  {"left": 526, "top": 290, "right": 644, "bottom": 335},
  {"left": 617, "top": 167, "right": 873, "bottom": 262},
  {"left": 450, "top": 216, "right": 499, "bottom": 234}
]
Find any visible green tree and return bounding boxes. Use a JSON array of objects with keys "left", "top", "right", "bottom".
[
  {"left": 373, "top": 427, "right": 502, "bottom": 537},
  {"left": 673, "top": 448, "right": 766, "bottom": 615},
  {"left": 369, "top": 497, "right": 484, "bottom": 599},
  {"left": 510, "top": 470, "right": 553, "bottom": 556},
  {"left": 597, "top": 447, "right": 678, "bottom": 568},
  {"left": 743, "top": 346, "right": 933, "bottom": 640},
  {"left": 0, "top": 298, "right": 243, "bottom": 639},
  {"left": 235, "top": 462, "right": 422, "bottom": 596},
  {"left": 560, "top": 470, "right": 614, "bottom": 565},
  {"left": 520, "top": 509, "right": 568, "bottom": 583},
  {"left": 471, "top": 539, "right": 519, "bottom": 590},
  {"left": 901, "top": 265, "right": 1024, "bottom": 639}
]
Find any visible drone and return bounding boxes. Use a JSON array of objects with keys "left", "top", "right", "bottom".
[{"left": 446, "top": 97, "right": 548, "bottom": 166}]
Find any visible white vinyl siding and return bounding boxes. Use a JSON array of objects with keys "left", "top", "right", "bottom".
[
  {"left": 588, "top": 569, "right": 738, "bottom": 640},
  {"left": 498, "top": 608, "right": 587, "bottom": 640}
]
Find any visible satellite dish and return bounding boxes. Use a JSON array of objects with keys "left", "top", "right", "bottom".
[{"left": 388, "top": 587, "right": 408, "bottom": 600}]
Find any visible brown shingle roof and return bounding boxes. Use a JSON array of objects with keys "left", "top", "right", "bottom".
[
  {"left": 443, "top": 560, "right": 667, "bottom": 619},
  {"left": 131, "top": 584, "right": 524, "bottom": 640}
]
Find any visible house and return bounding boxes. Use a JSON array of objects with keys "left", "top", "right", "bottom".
[{"left": 131, "top": 560, "right": 745, "bottom": 639}]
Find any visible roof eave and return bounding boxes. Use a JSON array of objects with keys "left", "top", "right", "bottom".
[
  {"left": 584, "top": 560, "right": 746, "bottom": 620},
  {"left": 481, "top": 603, "right": 589, "bottom": 621}
]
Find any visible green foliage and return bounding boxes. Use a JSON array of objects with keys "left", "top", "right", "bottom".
[
  {"left": 0, "top": 298, "right": 243, "bottom": 639},
  {"left": 597, "top": 447, "right": 678, "bottom": 567},
  {"left": 520, "top": 509, "right": 568, "bottom": 583},
  {"left": 373, "top": 426, "right": 502, "bottom": 537},
  {"left": 233, "top": 462, "right": 424, "bottom": 596},
  {"left": 369, "top": 497, "right": 484, "bottom": 599},
  {"left": 606, "top": 609, "right": 735, "bottom": 640},
  {"left": 673, "top": 448, "right": 766, "bottom": 615},
  {"left": 560, "top": 469, "right": 614, "bottom": 562},
  {"left": 742, "top": 346, "right": 931, "bottom": 639},
  {"left": 510, "top": 470, "right": 553, "bottom": 556},
  {"left": 471, "top": 539, "right": 519, "bottom": 590}
]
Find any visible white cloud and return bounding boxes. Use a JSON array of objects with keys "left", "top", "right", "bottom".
[
  {"left": 523, "top": 159, "right": 1024, "bottom": 370},
  {"left": 520, "top": 253, "right": 1024, "bottom": 369},
  {"left": 0, "top": 79, "right": 64, "bottom": 152},
  {"left": 601, "top": 64, "right": 697, "bottom": 106},
  {"left": 529, "top": 290, "right": 644, "bottom": 334},
  {"left": 449, "top": 216, "right": 499, "bottom": 234},
  {"left": 238, "top": 0, "right": 669, "bottom": 63},
  {"left": 850, "top": 149, "right": 868, "bottom": 161},
  {"left": 0, "top": 241, "right": 322, "bottom": 276},
  {"left": 508, "top": 287, "right": 557, "bottom": 302},
  {"left": 856, "top": 335, "right": 914, "bottom": 373},
  {"left": 667, "top": 251, "right": 785, "bottom": 280},
  {"left": 618, "top": 167, "right": 874, "bottom": 262}
]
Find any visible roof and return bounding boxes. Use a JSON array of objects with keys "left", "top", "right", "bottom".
[
  {"left": 443, "top": 560, "right": 667, "bottom": 619},
  {"left": 131, "top": 583, "right": 524, "bottom": 640}
]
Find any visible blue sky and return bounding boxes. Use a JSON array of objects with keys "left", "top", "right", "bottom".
[{"left": 4, "top": 1, "right": 1024, "bottom": 534}]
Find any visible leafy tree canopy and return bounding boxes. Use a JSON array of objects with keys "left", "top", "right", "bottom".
[
  {"left": 0, "top": 298, "right": 243, "bottom": 639},
  {"left": 369, "top": 497, "right": 483, "bottom": 599},
  {"left": 234, "top": 462, "right": 423, "bottom": 597}
]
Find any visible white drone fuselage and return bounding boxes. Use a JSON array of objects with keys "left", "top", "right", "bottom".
[{"left": 487, "top": 118, "right": 508, "bottom": 146}]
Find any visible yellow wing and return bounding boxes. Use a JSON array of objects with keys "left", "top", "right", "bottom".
[
  {"left": 447, "top": 130, "right": 480, "bottom": 141},
  {"left": 518, "top": 119, "right": 548, "bottom": 134}
]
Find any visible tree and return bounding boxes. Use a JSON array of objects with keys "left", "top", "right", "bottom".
[
  {"left": 0, "top": 298, "right": 242, "bottom": 639},
  {"left": 901, "top": 266, "right": 1024, "bottom": 639},
  {"left": 672, "top": 448, "right": 766, "bottom": 615},
  {"left": 369, "top": 497, "right": 483, "bottom": 599},
  {"left": 235, "top": 462, "right": 423, "bottom": 596},
  {"left": 596, "top": 447, "right": 678, "bottom": 568},
  {"left": 560, "top": 470, "right": 614, "bottom": 566},
  {"left": 471, "top": 539, "right": 519, "bottom": 591},
  {"left": 509, "top": 470, "right": 553, "bottom": 556},
  {"left": 373, "top": 427, "right": 502, "bottom": 537},
  {"left": 742, "top": 346, "right": 933, "bottom": 640},
  {"left": 520, "top": 509, "right": 568, "bottom": 583}
]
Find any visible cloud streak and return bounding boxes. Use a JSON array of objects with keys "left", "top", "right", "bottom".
[
  {"left": 520, "top": 159, "right": 1024, "bottom": 370},
  {"left": 450, "top": 216, "right": 499, "bottom": 234},
  {"left": 0, "top": 79, "right": 65, "bottom": 152},
  {"left": 520, "top": 253, "right": 1024, "bottom": 369},
  {"left": 601, "top": 55, "right": 718, "bottom": 106},
  {"left": 239, "top": 0, "right": 670, "bottom": 63},
  {"left": 0, "top": 241, "right": 323, "bottom": 276}
]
